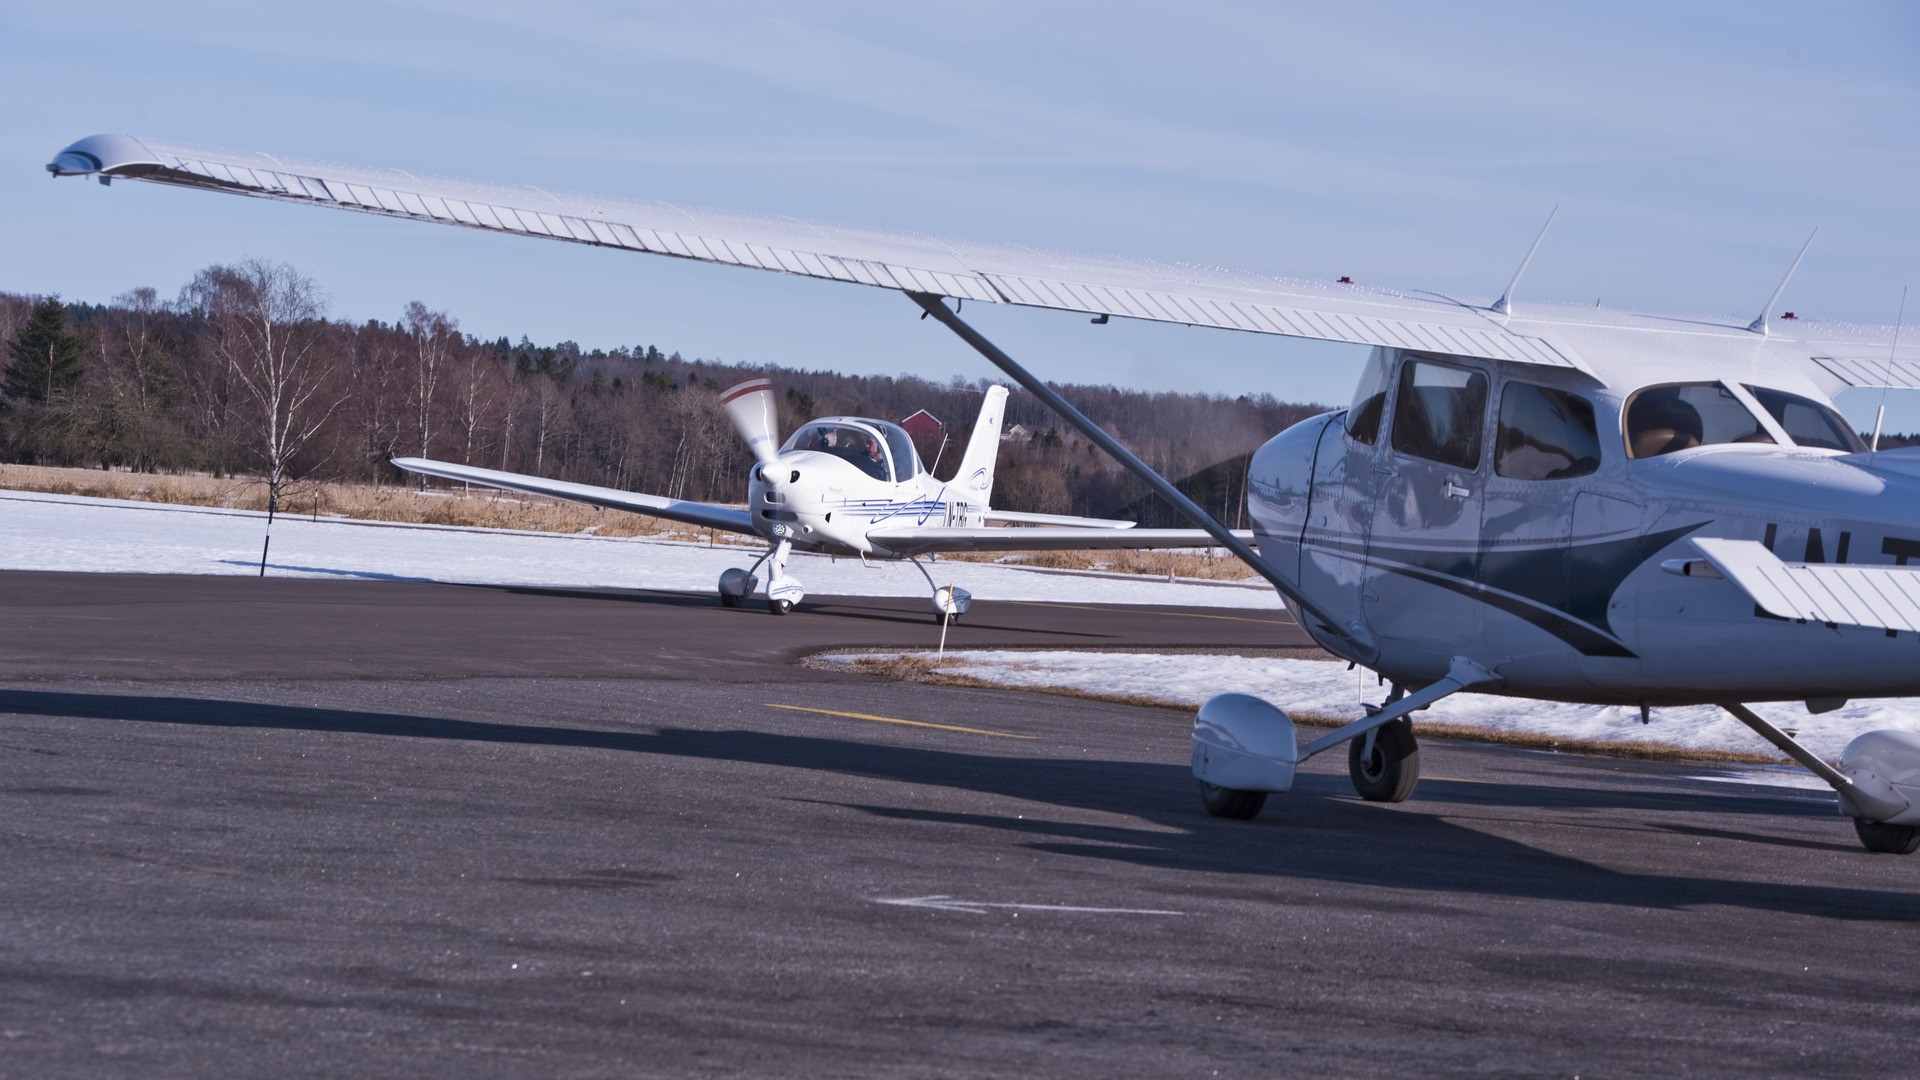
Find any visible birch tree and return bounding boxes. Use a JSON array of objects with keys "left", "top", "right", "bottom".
[
  {"left": 401, "top": 301, "right": 455, "bottom": 484},
  {"left": 181, "top": 260, "right": 345, "bottom": 513}
]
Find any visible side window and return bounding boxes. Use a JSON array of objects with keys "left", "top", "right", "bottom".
[
  {"left": 882, "top": 426, "right": 921, "bottom": 481},
  {"left": 1742, "top": 385, "right": 1865, "bottom": 452},
  {"left": 1391, "top": 359, "right": 1487, "bottom": 469},
  {"left": 1345, "top": 348, "right": 1392, "bottom": 445},
  {"left": 1496, "top": 383, "right": 1601, "bottom": 480}
]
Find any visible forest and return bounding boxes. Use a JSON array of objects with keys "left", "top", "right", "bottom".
[{"left": 0, "top": 260, "right": 1330, "bottom": 527}]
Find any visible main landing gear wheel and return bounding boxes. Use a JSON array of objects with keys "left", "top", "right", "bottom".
[
  {"left": 719, "top": 592, "right": 742, "bottom": 608},
  {"left": 1198, "top": 781, "right": 1266, "bottom": 820},
  {"left": 1853, "top": 818, "right": 1920, "bottom": 854},
  {"left": 1349, "top": 718, "right": 1420, "bottom": 802},
  {"left": 934, "top": 613, "right": 959, "bottom": 625},
  {"left": 769, "top": 599, "right": 794, "bottom": 616}
]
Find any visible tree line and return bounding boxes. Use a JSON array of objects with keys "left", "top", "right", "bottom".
[{"left": 0, "top": 260, "right": 1330, "bottom": 524}]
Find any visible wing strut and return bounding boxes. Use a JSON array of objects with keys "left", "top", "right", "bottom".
[
  {"left": 1719, "top": 703, "right": 1907, "bottom": 821},
  {"left": 907, "top": 291, "right": 1378, "bottom": 663}
]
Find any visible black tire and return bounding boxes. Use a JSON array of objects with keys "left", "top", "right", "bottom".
[
  {"left": 1198, "top": 781, "right": 1266, "bottom": 820},
  {"left": 769, "top": 599, "right": 793, "bottom": 616},
  {"left": 1348, "top": 718, "right": 1420, "bottom": 802},
  {"left": 1853, "top": 818, "right": 1920, "bottom": 854},
  {"left": 719, "top": 592, "right": 742, "bottom": 608},
  {"left": 933, "top": 612, "right": 959, "bottom": 625}
]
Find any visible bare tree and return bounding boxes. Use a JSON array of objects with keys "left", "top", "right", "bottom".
[
  {"left": 401, "top": 301, "right": 455, "bottom": 485},
  {"left": 450, "top": 341, "right": 505, "bottom": 467},
  {"left": 181, "top": 259, "right": 346, "bottom": 528},
  {"left": 528, "top": 375, "right": 569, "bottom": 477}
]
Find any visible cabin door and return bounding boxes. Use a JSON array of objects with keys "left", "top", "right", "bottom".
[{"left": 1361, "top": 355, "right": 1491, "bottom": 664}]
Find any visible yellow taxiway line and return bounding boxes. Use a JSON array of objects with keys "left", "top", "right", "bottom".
[{"left": 765, "top": 703, "right": 1036, "bottom": 740}]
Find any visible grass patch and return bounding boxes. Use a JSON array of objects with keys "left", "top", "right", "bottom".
[
  {"left": 939, "top": 546, "right": 1260, "bottom": 582},
  {"left": 0, "top": 462, "right": 757, "bottom": 544}
]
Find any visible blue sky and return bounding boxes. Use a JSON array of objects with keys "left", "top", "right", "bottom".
[{"left": 4, "top": 1, "right": 1916, "bottom": 423}]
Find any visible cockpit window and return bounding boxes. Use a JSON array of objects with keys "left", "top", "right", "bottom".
[
  {"left": 881, "top": 424, "right": 923, "bottom": 479},
  {"left": 1624, "top": 383, "right": 1774, "bottom": 459},
  {"left": 785, "top": 420, "right": 915, "bottom": 482},
  {"left": 1390, "top": 358, "right": 1487, "bottom": 470},
  {"left": 1742, "top": 385, "right": 1865, "bottom": 452},
  {"left": 1496, "top": 383, "right": 1600, "bottom": 480},
  {"left": 1345, "top": 347, "right": 1392, "bottom": 445}
]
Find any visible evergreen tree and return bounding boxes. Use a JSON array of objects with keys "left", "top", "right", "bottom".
[{"left": 4, "top": 297, "right": 84, "bottom": 405}]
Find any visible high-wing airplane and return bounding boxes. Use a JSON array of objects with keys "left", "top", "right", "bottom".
[
  {"left": 390, "top": 379, "right": 1243, "bottom": 619},
  {"left": 47, "top": 133, "right": 1920, "bottom": 853}
]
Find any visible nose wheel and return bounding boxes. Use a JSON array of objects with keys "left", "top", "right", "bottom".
[{"left": 720, "top": 539, "right": 805, "bottom": 614}]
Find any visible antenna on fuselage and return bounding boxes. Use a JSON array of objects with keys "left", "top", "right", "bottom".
[
  {"left": 1747, "top": 228, "right": 1818, "bottom": 335},
  {"left": 1870, "top": 284, "right": 1910, "bottom": 452},
  {"left": 1490, "top": 205, "right": 1558, "bottom": 317}
]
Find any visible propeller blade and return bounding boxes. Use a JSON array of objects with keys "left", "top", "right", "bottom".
[{"left": 720, "top": 378, "right": 782, "bottom": 465}]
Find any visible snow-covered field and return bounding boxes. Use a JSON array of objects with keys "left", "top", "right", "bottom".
[{"left": 4, "top": 487, "right": 1914, "bottom": 762}]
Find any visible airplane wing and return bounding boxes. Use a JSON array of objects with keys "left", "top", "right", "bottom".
[
  {"left": 391, "top": 457, "right": 757, "bottom": 537},
  {"left": 982, "top": 509, "right": 1137, "bottom": 528},
  {"left": 870, "top": 526, "right": 1254, "bottom": 558},
  {"left": 1690, "top": 537, "right": 1920, "bottom": 633},
  {"left": 51, "top": 133, "right": 1592, "bottom": 370},
  {"left": 52, "top": 133, "right": 1917, "bottom": 384}
]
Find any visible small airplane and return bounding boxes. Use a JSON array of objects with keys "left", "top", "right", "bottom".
[
  {"left": 48, "top": 133, "right": 1920, "bottom": 854},
  {"left": 389, "top": 380, "right": 1243, "bottom": 619}
]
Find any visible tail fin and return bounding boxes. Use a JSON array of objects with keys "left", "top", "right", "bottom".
[{"left": 951, "top": 385, "right": 1009, "bottom": 506}]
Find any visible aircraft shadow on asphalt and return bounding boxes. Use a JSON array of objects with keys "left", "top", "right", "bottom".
[
  {"left": 216, "top": 560, "right": 443, "bottom": 583},
  {"left": 3, "top": 686, "right": 1909, "bottom": 921},
  {"left": 447, "top": 582, "right": 1127, "bottom": 636}
]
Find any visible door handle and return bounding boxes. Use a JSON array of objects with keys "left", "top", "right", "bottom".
[
  {"left": 1370, "top": 462, "right": 1396, "bottom": 476},
  {"left": 1444, "top": 480, "right": 1471, "bottom": 500}
]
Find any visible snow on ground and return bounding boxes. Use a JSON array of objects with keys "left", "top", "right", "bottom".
[
  {"left": 6, "top": 487, "right": 1916, "bottom": 761},
  {"left": 0, "top": 490, "right": 1280, "bottom": 607},
  {"left": 813, "top": 650, "right": 1919, "bottom": 762}
]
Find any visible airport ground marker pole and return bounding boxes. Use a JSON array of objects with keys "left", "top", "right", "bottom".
[
  {"left": 938, "top": 584, "right": 953, "bottom": 660},
  {"left": 258, "top": 500, "right": 275, "bottom": 577}
]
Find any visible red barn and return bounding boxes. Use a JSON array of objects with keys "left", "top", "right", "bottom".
[{"left": 901, "top": 408, "right": 945, "bottom": 469}]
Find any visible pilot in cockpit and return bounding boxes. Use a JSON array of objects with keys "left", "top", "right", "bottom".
[
  {"left": 1626, "top": 387, "right": 1704, "bottom": 459},
  {"left": 857, "top": 434, "right": 888, "bottom": 480}
]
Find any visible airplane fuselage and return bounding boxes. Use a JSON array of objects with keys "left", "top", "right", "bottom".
[
  {"left": 748, "top": 450, "right": 973, "bottom": 557},
  {"left": 1249, "top": 346, "right": 1920, "bottom": 706}
]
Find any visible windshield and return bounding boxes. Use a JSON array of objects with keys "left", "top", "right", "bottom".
[
  {"left": 1624, "top": 382, "right": 1774, "bottom": 459},
  {"left": 785, "top": 420, "right": 908, "bottom": 482},
  {"left": 1742, "top": 385, "right": 1865, "bottom": 452}
]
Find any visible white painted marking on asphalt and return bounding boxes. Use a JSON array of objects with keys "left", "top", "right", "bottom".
[
  {"left": 1686, "top": 769, "right": 1833, "bottom": 792},
  {"left": 874, "top": 895, "right": 1184, "bottom": 916}
]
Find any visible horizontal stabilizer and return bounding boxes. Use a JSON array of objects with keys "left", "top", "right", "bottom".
[
  {"left": 870, "top": 525, "right": 1253, "bottom": 558},
  {"left": 391, "top": 457, "right": 757, "bottom": 537},
  {"left": 1691, "top": 537, "right": 1920, "bottom": 633}
]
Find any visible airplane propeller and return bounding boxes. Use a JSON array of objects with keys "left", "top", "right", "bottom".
[{"left": 720, "top": 378, "right": 782, "bottom": 466}]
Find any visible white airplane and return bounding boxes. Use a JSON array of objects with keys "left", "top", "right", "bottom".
[
  {"left": 389, "top": 380, "right": 1240, "bottom": 619},
  {"left": 47, "top": 133, "right": 1920, "bottom": 853}
]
